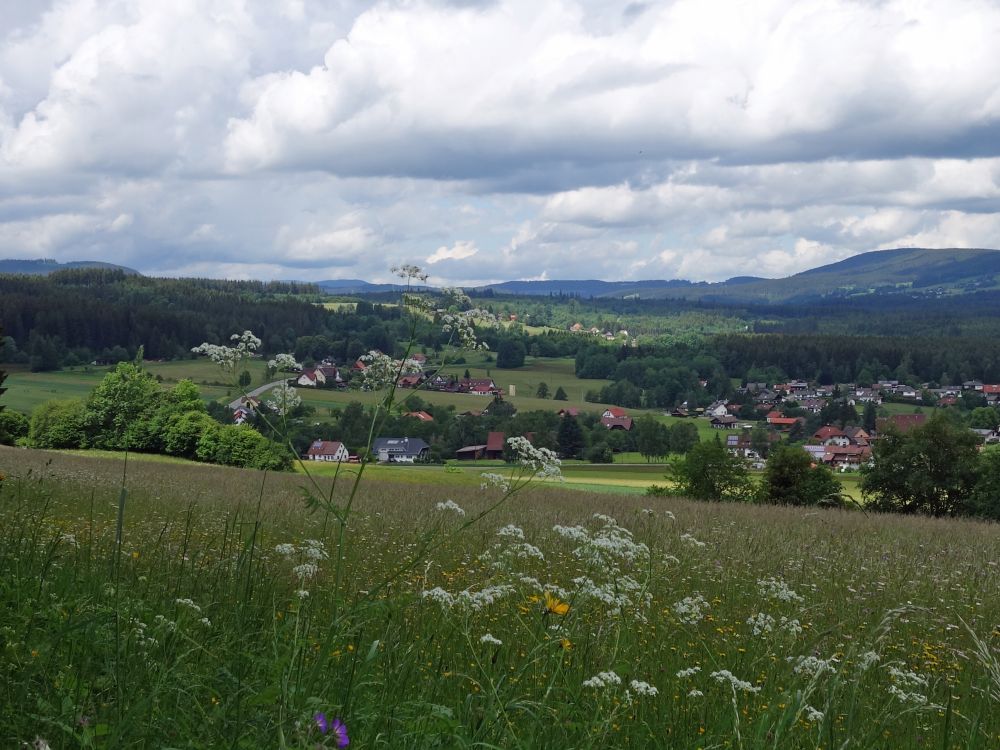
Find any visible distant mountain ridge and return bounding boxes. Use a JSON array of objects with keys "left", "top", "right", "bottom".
[
  {"left": 470, "top": 248, "right": 1000, "bottom": 302},
  {"left": 0, "top": 258, "right": 140, "bottom": 276}
]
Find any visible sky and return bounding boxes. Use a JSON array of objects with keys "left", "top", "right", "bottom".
[{"left": 1, "top": 0, "right": 1000, "bottom": 286}]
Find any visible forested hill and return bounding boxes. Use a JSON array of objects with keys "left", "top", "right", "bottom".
[
  {"left": 0, "top": 270, "right": 338, "bottom": 366},
  {"left": 471, "top": 248, "right": 1000, "bottom": 302},
  {"left": 0, "top": 258, "right": 141, "bottom": 276}
]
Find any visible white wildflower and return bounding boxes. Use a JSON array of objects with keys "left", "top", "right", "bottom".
[
  {"left": 711, "top": 670, "right": 761, "bottom": 694},
  {"left": 507, "top": 436, "right": 563, "bottom": 480},
  {"left": 265, "top": 382, "right": 301, "bottom": 416},
  {"left": 296, "top": 590, "right": 310, "bottom": 599},
  {"left": 480, "top": 472, "right": 511, "bottom": 492},
  {"left": 553, "top": 525, "right": 590, "bottom": 543},
  {"left": 858, "top": 650, "right": 881, "bottom": 671},
  {"left": 582, "top": 671, "right": 622, "bottom": 689},
  {"left": 421, "top": 587, "right": 455, "bottom": 607},
  {"left": 888, "top": 665, "right": 928, "bottom": 688},
  {"left": 676, "top": 666, "right": 701, "bottom": 679},
  {"left": 788, "top": 655, "right": 838, "bottom": 677},
  {"left": 781, "top": 617, "right": 803, "bottom": 635},
  {"left": 672, "top": 593, "right": 709, "bottom": 626},
  {"left": 292, "top": 562, "right": 319, "bottom": 580},
  {"left": 267, "top": 352, "right": 301, "bottom": 372},
  {"left": 680, "top": 532, "right": 706, "bottom": 548},
  {"left": 629, "top": 680, "right": 658, "bottom": 697},
  {"left": 663, "top": 510, "right": 676, "bottom": 521},
  {"left": 592, "top": 513, "right": 618, "bottom": 526},
  {"left": 175, "top": 598, "right": 201, "bottom": 613},
  {"left": 804, "top": 705, "right": 824, "bottom": 723},
  {"left": 435, "top": 500, "right": 466, "bottom": 516},
  {"left": 687, "top": 689, "right": 704, "bottom": 698},
  {"left": 888, "top": 685, "right": 928, "bottom": 705},
  {"left": 301, "top": 539, "right": 327, "bottom": 561},
  {"left": 479, "top": 633, "right": 503, "bottom": 646},
  {"left": 191, "top": 330, "right": 260, "bottom": 374},
  {"left": 758, "top": 576, "right": 805, "bottom": 603},
  {"left": 199, "top": 617, "right": 212, "bottom": 628},
  {"left": 274, "top": 543, "right": 296, "bottom": 557},
  {"left": 747, "top": 612, "right": 776, "bottom": 636},
  {"left": 496, "top": 524, "right": 525, "bottom": 539}
]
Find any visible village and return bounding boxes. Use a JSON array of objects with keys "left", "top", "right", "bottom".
[{"left": 229, "top": 352, "right": 1000, "bottom": 469}]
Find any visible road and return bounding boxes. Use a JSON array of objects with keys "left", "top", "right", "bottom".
[{"left": 227, "top": 380, "right": 288, "bottom": 410}]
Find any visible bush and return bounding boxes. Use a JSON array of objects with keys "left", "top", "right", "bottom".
[
  {"left": 29, "top": 399, "right": 86, "bottom": 449},
  {"left": 0, "top": 410, "right": 29, "bottom": 445}
]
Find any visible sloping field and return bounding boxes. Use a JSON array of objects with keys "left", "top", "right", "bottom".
[{"left": 1, "top": 446, "right": 998, "bottom": 748}]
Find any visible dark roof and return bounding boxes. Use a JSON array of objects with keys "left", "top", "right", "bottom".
[
  {"left": 371, "top": 437, "right": 430, "bottom": 455},
  {"left": 486, "top": 431, "right": 505, "bottom": 452}
]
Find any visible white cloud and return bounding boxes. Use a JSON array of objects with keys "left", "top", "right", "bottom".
[
  {"left": 1, "top": 1, "right": 999, "bottom": 284},
  {"left": 426, "top": 240, "right": 479, "bottom": 264}
]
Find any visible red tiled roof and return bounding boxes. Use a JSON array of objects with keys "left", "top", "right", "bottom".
[
  {"left": 306, "top": 440, "right": 345, "bottom": 457},
  {"left": 486, "top": 431, "right": 505, "bottom": 452}
]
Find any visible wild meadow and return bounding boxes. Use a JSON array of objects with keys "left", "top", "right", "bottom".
[{"left": 2, "top": 445, "right": 999, "bottom": 749}]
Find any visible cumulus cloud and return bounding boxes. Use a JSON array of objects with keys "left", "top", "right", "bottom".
[
  {"left": 426, "top": 240, "right": 479, "bottom": 264},
  {"left": 0, "top": 0, "right": 999, "bottom": 283}
]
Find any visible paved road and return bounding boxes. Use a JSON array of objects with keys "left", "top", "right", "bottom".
[{"left": 228, "top": 380, "right": 288, "bottom": 410}]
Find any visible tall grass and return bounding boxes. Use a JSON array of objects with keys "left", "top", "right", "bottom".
[{"left": 2, "top": 446, "right": 999, "bottom": 748}]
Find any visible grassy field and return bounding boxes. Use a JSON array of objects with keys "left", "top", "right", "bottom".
[{"left": 2, "top": 446, "right": 998, "bottom": 748}]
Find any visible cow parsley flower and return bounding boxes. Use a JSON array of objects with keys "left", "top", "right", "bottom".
[
  {"left": 711, "top": 670, "right": 761, "bottom": 694},
  {"left": 629, "top": 680, "right": 658, "bottom": 697},
  {"left": 266, "top": 382, "right": 301, "bottom": 416},
  {"left": 582, "top": 671, "right": 622, "bottom": 689},
  {"left": 479, "top": 633, "right": 503, "bottom": 646},
  {"left": 747, "top": 612, "right": 776, "bottom": 635},
  {"left": 435, "top": 500, "right": 466, "bottom": 516},
  {"left": 758, "top": 576, "right": 805, "bottom": 603},
  {"left": 676, "top": 666, "right": 701, "bottom": 679},
  {"left": 672, "top": 593, "right": 709, "bottom": 626}
]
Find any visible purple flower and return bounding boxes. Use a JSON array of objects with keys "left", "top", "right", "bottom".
[
  {"left": 314, "top": 712, "right": 328, "bottom": 734},
  {"left": 330, "top": 718, "right": 349, "bottom": 748}
]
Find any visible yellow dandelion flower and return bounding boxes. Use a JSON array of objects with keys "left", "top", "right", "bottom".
[
  {"left": 544, "top": 592, "right": 570, "bottom": 616},
  {"left": 560, "top": 637, "right": 573, "bottom": 650}
]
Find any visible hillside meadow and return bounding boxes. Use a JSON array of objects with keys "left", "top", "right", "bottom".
[{"left": 1, "top": 445, "right": 998, "bottom": 748}]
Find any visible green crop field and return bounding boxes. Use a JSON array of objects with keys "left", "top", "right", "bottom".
[{"left": 1, "top": 445, "right": 998, "bottom": 748}]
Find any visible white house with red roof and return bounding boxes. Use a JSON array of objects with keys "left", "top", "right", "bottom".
[{"left": 305, "top": 440, "right": 349, "bottom": 462}]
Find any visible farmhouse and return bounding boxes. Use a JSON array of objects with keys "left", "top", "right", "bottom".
[
  {"left": 305, "top": 440, "right": 349, "bottom": 462},
  {"left": 403, "top": 410, "right": 434, "bottom": 422},
  {"left": 371, "top": 437, "right": 430, "bottom": 463}
]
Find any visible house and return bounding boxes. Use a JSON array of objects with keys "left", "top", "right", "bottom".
[
  {"left": 403, "top": 410, "right": 434, "bottom": 422},
  {"left": 972, "top": 428, "right": 1000, "bottom": 444},
  {"left": 601, "top": 416, "right": 634, "bottom": 431},
  {"left": 842, "top": 426, "right": 871, "bottom": 446},
  {"left": 232, "top": 396, "right": 260, "bottom": 424},
  {"left": 705, "top": 401, "right": 730, "bottom": 418},
  {"left": 726, "top": 430, "right": 781, "bottom": 461},
  {"left": 397, "top": 374, "right": 424, "bottom": 388},
  {"left": 317, "top": 365, "right": 344, "bottom": 386},
  {"left": 963, "top": 380, "right": 984, "bottom": 391},
  {"left": 602, "top": 407, "right": 629, "bottom": 419},
  {"left": 812, "top": 426, "right": 849, "bottom": 446},
  {"left": 754, "top": 390, "right": 780, "bottom": 406},
  {"left": 821, "top": 445, "right": 872, "bottom": 470},
  {"left": 459, "top": 378, "right": 498, "bottom": 396},
  {"left": 876, "top": 413, "right": 927, "bottom": 435},
  {"left": 297, "top": 368, "right": 326, "bottom": 387},
  {"left": 371, "top": 437, "right": 430, "bottom": 463},
  {"left": 670, "top": 407, "right": 690, "bottom": 418},
  {"left": 485, "top": 431, "right": 506, "bottom": 460},
  {"left": 305, "top": 440, "right": 349, "bottom": 462},
  {"left": 765, "top": 411, "right": 801, "bottom": 430},
  {"left": 558, "top": 408, "right": 580, "bottom": 418},
  {"left": 710, "top": 415, "right": 740, "bottom": 429}
]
